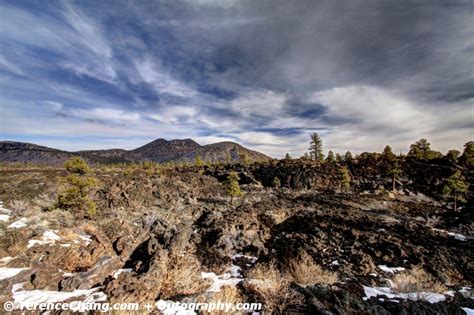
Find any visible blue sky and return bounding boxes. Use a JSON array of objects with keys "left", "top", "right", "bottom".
[{"left": 0, "top": 0, "right": 472, "bottom": 157}]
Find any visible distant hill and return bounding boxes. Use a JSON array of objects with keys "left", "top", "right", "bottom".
[{"left": 0, "top": 139, "right": 270, "bottom": 165}]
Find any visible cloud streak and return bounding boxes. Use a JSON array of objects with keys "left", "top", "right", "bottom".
[{"left": 0, "top": 0, "right": 472, "bottom": 157}]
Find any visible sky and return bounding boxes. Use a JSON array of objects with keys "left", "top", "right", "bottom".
[{"left": 0, "top": 0, "right": 472, "bottom": 157}]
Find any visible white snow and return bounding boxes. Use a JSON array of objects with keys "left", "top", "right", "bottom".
[
  {"left": 12, "top": 282, "right": 25, "bottom": 293},
  {"left": 12, "top": 288, "right": 106, "bottom": 310},
  {"left": 433, "top": 228, "right": 468, "bottom": 241},
  {"left": 113, "top": 268, "right": 133, "bottom": 279},
  {"left": 156, "top": 300, "right": 196, "bottom": 315},
  {"left": 0, "top": 267, "right": 28, "bottom": 280},
  {"left": 462, "top": 308, "right": 474, "bottom": 315},
  {"left": 27, "top": 230, "right": 62, "bottom": 248},
  {"left": 0, "top": 214, "right": 10, "bottom": 222},
  {"left": 8, "top": 218, "right": 28, "bottom": 229},
  {"left": 331, "top": 260, "right": 340, "bottom": 266},
  {"left": 363, "top": 285, "right": 449, "bottom": 304},
  {"left": 78, "top": 234, "right": 93, "bottom": 245},
  {"left": 232, "top": 254, "right": 257, "bottom": 264},
  {"left": 201, "top": 272, "right": 243, "bottom": 292},
  {"left": 378, "top": 265, "right": 405, "bottom": 274},
  {"left": 0, "top": 256, "right": 13, "bottom": 264}
]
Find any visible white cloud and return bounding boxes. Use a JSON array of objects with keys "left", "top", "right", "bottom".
[
  {"left": 134, "top": 58, "right": 196, "bottom": 97},
  {"left": 72, "top": 108, "right": 141, "bottom": 124}
]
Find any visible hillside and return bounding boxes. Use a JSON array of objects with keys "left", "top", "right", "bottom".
[{"left": 0, "top": 139, "right": 270, "bottom": 165}]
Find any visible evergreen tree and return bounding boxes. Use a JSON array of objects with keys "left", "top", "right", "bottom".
[
  {"left": 445, "top": 150, "right": 460, "bottom": 163},
  {"left": 344, "top": 151, "right": 353, "bottom": 162},
  {"left": 56, "top": 158, "right": 97, "bottom": 218},
  {"left": 222, "top": 171, "right": 242, "bottom": 204},
  {"left": 381, "top": 145, "right": 401, "bottom": 191},
  {"left": 337, "top": 166, "right": 351, "bottom": 190},
  {"left": 309, "top": 133, "right": 324, "bottom": 161},
  {"left": 326, "top": 150, "right": 335, "bottom": 163},
  {"left": 285, "top": 153, "right": 292, "bottom": 160},
  {"left": 460, "top": 141, "right": 474, "bottom": 166},
  {"left": 335, "top": 153, "right": 342, "bottom": 163},
  {"left": 408, "top": 139, "right": 442, "bottom": 160},
  {"left": 443, "top": 171, "right": 468, "bottom": 211},
  {"left": 272, "top": 176, "right": 281, "bottom": 188},
  {"left": 239, "top": 152, "right": 251, "bottom": 165},
  {"left": 195, "top": 155, "right": 204, "bottom": 167}
]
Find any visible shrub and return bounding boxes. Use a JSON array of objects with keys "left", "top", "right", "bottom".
[
  {"left": 56, "top": 158, "right": 97, "bottom": 218},
  {"left": 272, "top": 176, "right": 281, "bottom": 188}
]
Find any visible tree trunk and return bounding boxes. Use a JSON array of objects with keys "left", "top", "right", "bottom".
[
  {"left": 392, "top": 175, "right": 396, "bottom": 192},
  {"left": 454, "top": 196, "right": 457, "bottom": 211}
]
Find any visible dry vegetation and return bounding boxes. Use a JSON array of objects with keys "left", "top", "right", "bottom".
[
  {"left": 246, "top": 261, "right": 304, "bottom": 313},
  {"left": 391, "top": 266, "right": 447, "bottom": 293},
  {"left": 285, "top": 253, "right": 338, "bottom": 286}
]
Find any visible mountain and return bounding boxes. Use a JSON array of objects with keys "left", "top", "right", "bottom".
[{"left": 0, "top": 139, "right": 270, "bottom": 165}]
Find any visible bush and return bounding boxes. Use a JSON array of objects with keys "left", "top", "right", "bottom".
[
  {"left": 391, "top": 266, "right": 447, "bottom": 294},
  {"left": 56, "top": 158, "right": 97, "bottom": 218},
  {"left": 285, "top": 254, "right": 338, "bottom": 286},
  {"left": 222, "top": 172, "right": 242, "bottom": 203}
]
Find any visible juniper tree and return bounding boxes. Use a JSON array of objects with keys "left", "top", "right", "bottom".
[
  {"left": 443, "top": 171, "right": 468, "bottom": 211},
  {"left": 335, "top": 153, "right": 342, "bottom": 163},
  {"left": 408, "top": 139, "right": 442, "bottom": 160},
  {"left": 56, "top": 157, "right": 97, "bottom": 219},
  {"left": 309, "top": 133, "right": 324, "bottom": 161},
  {"left": 223, "top": 171, "right": 242, "bottom": 204},
  {"left": 285, "top": 153, "right": 292, "bottom": 160}
]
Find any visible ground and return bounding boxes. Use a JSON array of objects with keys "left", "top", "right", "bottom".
[{"left": 0, "top": 161, "right": 472, "bottom": 314}]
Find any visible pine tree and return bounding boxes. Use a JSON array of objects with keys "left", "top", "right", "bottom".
[
  {"left": 446, "top": 150, "right": 460, "bottom": 163},
  {"left": 309, "top": 133, "right": 324, "bottom": 161},
  {"left": 408, "top": 139, "right": 442, "bottom": 160},
  {"left": 337, "top": 166, "right": 351, "bottom": 190},
  {"left": 344, "top": 151, "right": 353, "bottom": 162},
  {"left": 460, "top": 141, "right": 474, "bottom": 166},
  {"left": 335, "top": 153, "right": 342, "bottom": 163},
  {"left": 326, "top": 151, "right": 335, "bottom": 163},
  {"left": 56, "top": 158, "right": 97, "bottom": 219},
  {"left": 222, "top": 171, "right": 242, "bottom": 204},
  {"left": 285, "top": 153, "right": 292, "bottom": 160},
  {"left": 443, "top": 171, "right": 468, "bottom": 211},
  {"left": 239, "top": 152, "right": 251, "bottom": 165},
  {"left": 381, "top": 145, "right": 401, "bottom": 191}
]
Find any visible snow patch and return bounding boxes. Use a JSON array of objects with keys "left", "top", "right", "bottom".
[
  {"left": 201, "top": 272, "right": 243, "bottom": 292},
  {"left": 12, "top": 282, "right": 25, "bottom": 293},
  {"left": 378, "top": 265, "right": 405, "bottom": 274},
  {"left": 113, "top": 268, "right": 132, "bottom": 279},
  {"left": 462, "top": 308, "right": 474, "bottom": 315},
  {"left": 0, "top": 214, "right": 10, "bottom": 222},
  {"left": 363, "top": 285, "right": 447, "bottom": 304},
  {"left": 27, "top": 230, "right": 62, "bottom": 248},
  {"left": 0, "top": 267, "right": 28, "bottom": 280},
  {"left": 433, "top": 228, "right": 468, "bottom": 241},
  {"left": 0, "top": 256, "right": 13, "bottom": 264},
  {"left": 78, "top": 234, "right": 93, "bottom": 245},
  {"left": 8, "top": 218, "right": 28, "bottom": 229},
  {"left": 12, "top": 288, "right": 106, "bottom": 310},
  {"left": 331, "top": 260, "right": 340, "bottom": 266},
  {"left": 156, "top": 300, "right": 196, "bottom": 315}
]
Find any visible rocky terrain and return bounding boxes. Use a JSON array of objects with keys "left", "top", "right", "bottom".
[
  {"left": 0, "top": 156, "right": 472, "bottom": 314},
  {"left": 0, "top": 139, "right": 269, "bottom": 166}
]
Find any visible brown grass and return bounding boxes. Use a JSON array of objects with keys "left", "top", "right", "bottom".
[
  {"left": 246, "top": 261, "right": 304, "bottom": 314},
  {"left": 198, "top": 286, "right": 245, "bottom": 315},
  {"left": 285, "top": 253, "right": 338, "bottom": 286},
  {"left": 157, "top": 251, "right": 210, "bottom": 299},
  {"left": 391, "top": 266, "right": 447, "bottom": 293}
]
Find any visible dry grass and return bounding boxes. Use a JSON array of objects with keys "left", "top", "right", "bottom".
[
  {"left": 157, "top": 251, "right": 210, "bottom": 299},
  {"left": 246, "top": 261, "right": 304, "bottom": 314},
  {"left": 391, "top": 266, "right": 447, "bottom": 293},
  {"left": 197, "top": 286, "right": 245, "bottom": 315},
  {"left": 285, "top": 253, "right": 338, "bottom": 286},
  {"left": 8, "top": 199, "right": 29, "bottom": 216}
]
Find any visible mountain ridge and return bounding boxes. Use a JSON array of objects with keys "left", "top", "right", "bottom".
[{"left": 0, "top": 139, "right": 270, "bottom": 165}]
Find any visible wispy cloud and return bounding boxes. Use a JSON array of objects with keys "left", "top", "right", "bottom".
[{"left": 0, "top": 0, "right": 472, "bottom": 157}]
